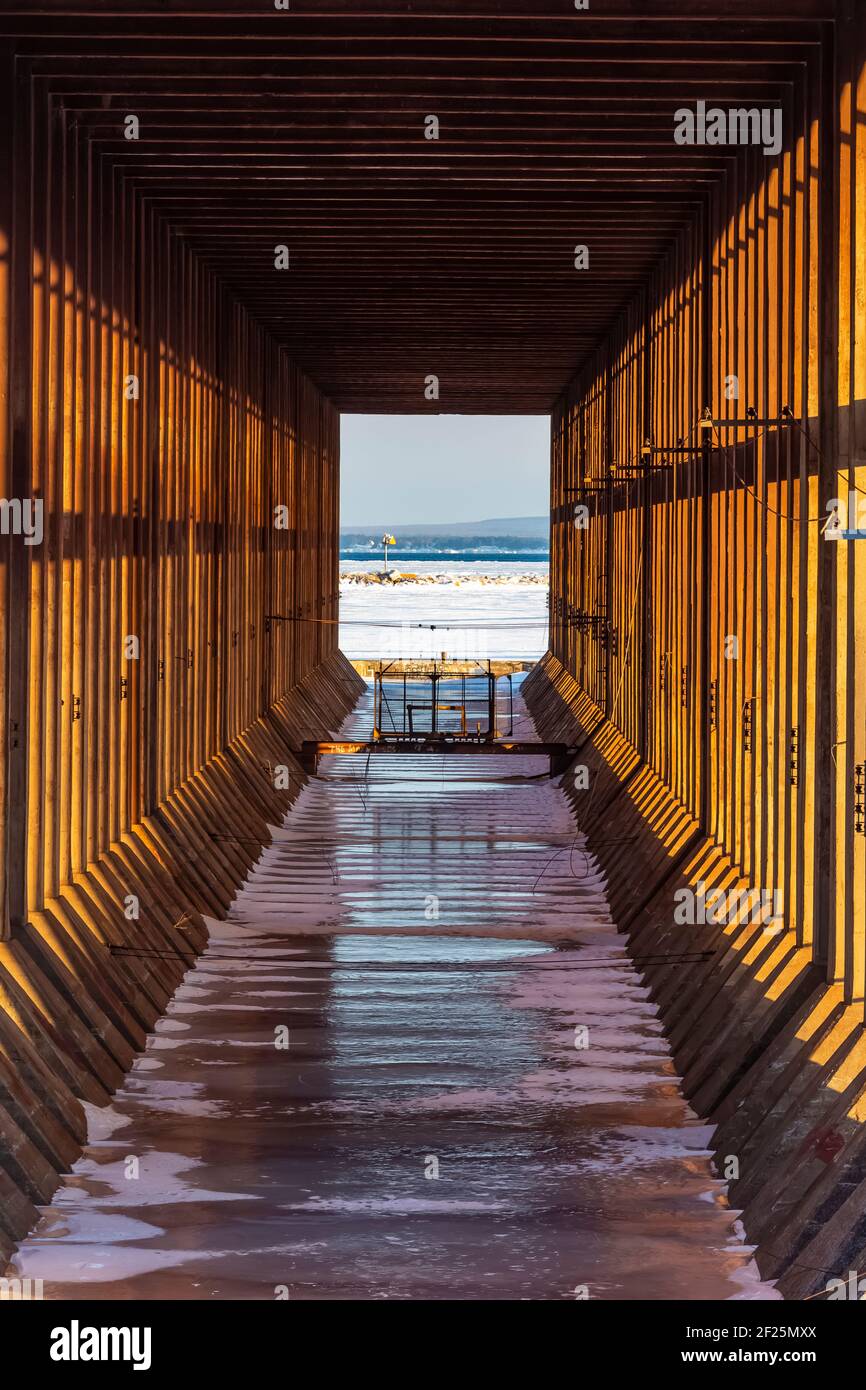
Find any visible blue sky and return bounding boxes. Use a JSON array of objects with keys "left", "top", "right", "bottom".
[{"left": 340, "top": 414, "right": 550, "bottom": 526}]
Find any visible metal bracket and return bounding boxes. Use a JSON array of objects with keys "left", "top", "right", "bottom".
[
  {"left": 566, "top": 475, "right": 612, "bottom": 508},
  {"left": 566, "top": 475, "right": 610, "bottom": 494},
  {"left": 640, "top": 443, "right": 702, "bottom": 464},
  {"left": 709, "top": 410, "right": 799, "bottom": 429},
  {"left": 789, "top": 727, "right": 800, "bottom": 787},
  {"left": 743, "top": 699, "right": 754, "bottom": 753},
  {"left": 568, "top": 608, "right": 607, "bottom": 640}
]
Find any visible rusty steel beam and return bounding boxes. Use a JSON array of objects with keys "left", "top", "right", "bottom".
[{"left": 297, "top": 738, "right": 575, "bottom": 777}]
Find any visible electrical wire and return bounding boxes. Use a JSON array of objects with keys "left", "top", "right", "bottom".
[
  {"left": 792, "top": 417, "right": 866, "bottom": 499},
  {"left": 702, "top": 412, "right": 866, "bottom": 523},
  {"left": 709, "top": 419, "right": 822, "bottom": 524},
  {"left": 609, "top": 545, "right": 644, "bottom": 723}
]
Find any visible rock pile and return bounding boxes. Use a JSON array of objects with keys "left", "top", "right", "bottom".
[{"left": 340, "top": 571, "right": 549, "bottom": 586}]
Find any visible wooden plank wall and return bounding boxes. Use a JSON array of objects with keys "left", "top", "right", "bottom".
[
  {"left": 1, "top": 70, "right": 344, "bottom": 942},
  {"left": 548, "top": 15, "right": 866, "bottom": 1014},
  {"left": 834, "top": 1, "right": 866, "bottom": 1006},
  {"left": 536, "top": 3, "right": 866, "bottom": 1293},
  {"left": 0, "top": 59, "right": 363, "bottom": 1261}
]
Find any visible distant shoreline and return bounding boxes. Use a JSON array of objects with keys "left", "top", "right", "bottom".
[
  {"left": 341, "top": 549, "right": 549, "bottom": 562},
  {"left": 340, "top": 515, "right": 548, "bottom": 541}
]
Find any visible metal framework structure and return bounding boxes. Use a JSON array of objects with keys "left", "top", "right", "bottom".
[
  {"left": 298, "top": 737, "right": 573, "bottom": 777},
  {"left": 371, "top": 660, "right": 513, "bottom": 741}
]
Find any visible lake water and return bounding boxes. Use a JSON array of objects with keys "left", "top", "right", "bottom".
[{"left": 339, "top": 558, "right": 549, "bottom": 662}]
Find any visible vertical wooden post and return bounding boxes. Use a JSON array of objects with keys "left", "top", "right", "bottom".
[
  {"left": 813, "top": 18, "right": 840, "bottom": 980},
  {"left": 6, "top": 53, "right": 33, "bottom": 933}
]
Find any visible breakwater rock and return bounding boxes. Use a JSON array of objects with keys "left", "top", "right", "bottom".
[{"left": 340, "top": 570, "right": 549, "bottom": 586}]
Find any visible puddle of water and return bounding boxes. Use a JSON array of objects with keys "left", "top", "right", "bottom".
[{"left": 5, "top": 684, "right": 778, "bottom": 1301}]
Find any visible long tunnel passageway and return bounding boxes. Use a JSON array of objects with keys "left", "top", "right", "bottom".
[
  {"left": 7, "top": 682, "right": 772, "bottom": 1300},
  {"left": 4, "top": 0, "right": 866, "bottom": 1314}
]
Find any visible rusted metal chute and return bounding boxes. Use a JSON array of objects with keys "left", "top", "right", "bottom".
[
  {"left": 296, "top": 738, "right": 575, "bottom": 779},
  {"left": 298, "top": 662, "right": 574, "bottom": 777}
]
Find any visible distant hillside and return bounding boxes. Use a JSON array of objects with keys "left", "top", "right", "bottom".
[{"left": 340, "top": 515, "right": 548, "bottom": 541}]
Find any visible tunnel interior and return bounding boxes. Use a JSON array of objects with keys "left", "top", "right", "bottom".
[{"left": 1, "top": 0, "right": 866, "bottom": 1301}]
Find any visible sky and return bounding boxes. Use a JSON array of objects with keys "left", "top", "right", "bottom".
[{"left": 340, "top": 414, "right": 550, "bottom": 526}]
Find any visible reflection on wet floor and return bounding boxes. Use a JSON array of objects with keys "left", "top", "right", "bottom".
[{"left": 8, "top": 681, "right": 777, "bottom": 1300}]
